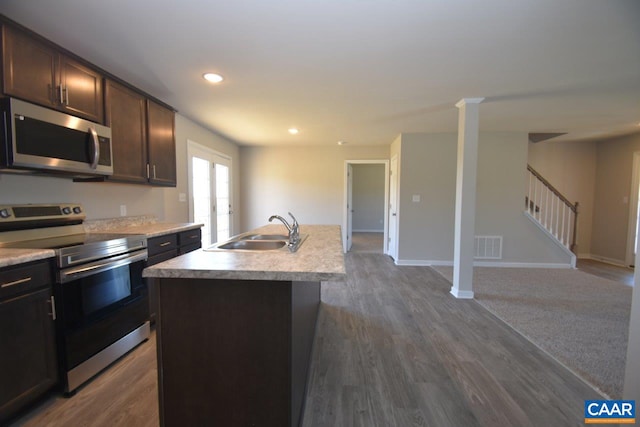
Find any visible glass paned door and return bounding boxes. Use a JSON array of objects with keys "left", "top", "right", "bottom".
[
  {"left": 187, "top": 141, "right": 233, "bottom": 248},
  {"left": 192, "top": 157, "right": 213, "bottom": 247},
  {"left": 215, "top": 163, "right": 230, "bottom": 242}
]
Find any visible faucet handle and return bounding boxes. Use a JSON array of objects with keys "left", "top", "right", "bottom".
[{"left": 288, "top": 212, "right": 299, "bottom": 228}]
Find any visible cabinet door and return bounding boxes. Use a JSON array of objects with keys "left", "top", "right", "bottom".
[
  {"left": 105, "top": 80, "right": 148, "bottom": 183},
  {"left": 0, "top": 287, "right": 57, "bottom": 423},
  {"left": 59, "top": 55, "right": 104, "bottom": 123},
  {"left": 2, "top": 25, "right": 56, "bottom": 108},
  {"left": 147, "top": 100, "right": 176, "bottom": 186}
]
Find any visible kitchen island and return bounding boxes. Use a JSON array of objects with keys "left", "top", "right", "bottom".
[{"left": 143, "top": 224, "right": 345, "bottom": 427}]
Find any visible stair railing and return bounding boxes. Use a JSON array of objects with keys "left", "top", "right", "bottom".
[{"left": 526, "top": 165, "right": 578, "bottom": 252}]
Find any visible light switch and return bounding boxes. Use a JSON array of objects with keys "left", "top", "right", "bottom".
[
  {"left": 412, "top": 194, "right": 421, "bottom": 203},
  {"left": 179, "top": 193, "right": 187, "bottom": 202}
]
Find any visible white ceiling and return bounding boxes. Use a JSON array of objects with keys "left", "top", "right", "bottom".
[{"left": 1, "top": 0, "right": 639, "bottom": 146}]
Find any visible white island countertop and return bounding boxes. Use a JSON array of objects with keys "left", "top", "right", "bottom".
[{"left": 142, "top": 224, "right": 346, "bottom": 282}]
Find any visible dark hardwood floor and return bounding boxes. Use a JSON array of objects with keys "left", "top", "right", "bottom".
[{"left": 10, "top": 253, "right": 602, "bottom": 426}]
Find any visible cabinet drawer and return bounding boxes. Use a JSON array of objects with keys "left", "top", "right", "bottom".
[
  {"left": 0, "top": 261, "right": 52, "bottom": 300},
  {"left": 147, "top": 249, "right": 179, "bottom": 267},
  {"left": 147, "top": 234, "right": 178, "bottom": 257},
  {"left": 179, "top": 242, "right": 201, "bottom": 255},
  {"left": 178, "top": 229, "right": 201, "bottom": 246}
]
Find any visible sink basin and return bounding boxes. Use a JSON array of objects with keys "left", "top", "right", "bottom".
[
  {"left": 244, "top": 234, "right": 290, "bottom": 241},
  {"left": 214, "top": 240, "right": 287, "bottom": 251},
  {"left": 204, "top": 233, "right": 308, "bottom": 252}
]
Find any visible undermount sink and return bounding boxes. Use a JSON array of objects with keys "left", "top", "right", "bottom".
[
  {"left": 215, "top": 239, "right": 287, "bottom": 251},
  {"left": 243, "top": 234, "right": 290, "bottom": 241}
]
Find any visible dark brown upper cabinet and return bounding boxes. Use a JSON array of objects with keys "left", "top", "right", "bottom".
[
  {"left": 105, "top": 80, "right": 176, "bottom": 186},
  {"left": 147, "top": 99, "right": 176, "bottom": 186},
  {"left": 2, "top": 24, "right": 104, "bottom": 123},
  {"left": 105, "top": 80, "right": 148, "bottom": 183}
]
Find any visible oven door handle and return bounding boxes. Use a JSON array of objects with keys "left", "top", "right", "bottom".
[{"left": 59, "top": 250, "right": 148, "bottom": 283}]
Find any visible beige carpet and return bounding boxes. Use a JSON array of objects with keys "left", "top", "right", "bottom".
[{"left": 432, "top": 266, "right": 632, "bottom": 398}]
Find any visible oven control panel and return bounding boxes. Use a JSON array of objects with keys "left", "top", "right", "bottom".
[{"left": 0, "top": 203, "right": 84, "bottom": 223}]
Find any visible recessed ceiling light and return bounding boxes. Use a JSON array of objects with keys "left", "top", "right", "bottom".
[
  {"left": 203, "top": 73, "right": 224, "bottom": 83},
  {"left": 337, "top": 140, "right": 347, "bottom": 145},
  {"left": 288, "top": 128, "right": 299, "bottom": 135}
]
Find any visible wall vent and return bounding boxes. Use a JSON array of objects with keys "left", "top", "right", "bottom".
[{"left": 474, "top": 236, "right": 503, "bottom": 259}]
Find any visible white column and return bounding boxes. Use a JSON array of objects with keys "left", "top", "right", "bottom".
[
  {"left": 623, "top": 215, "right": 640, "bottom": 399},
  {"left": 451, "top": 98, "right": 484, "bottom": 299}
]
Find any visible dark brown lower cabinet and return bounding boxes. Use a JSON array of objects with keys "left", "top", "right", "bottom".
[
  {"left": 146, "top": 228, "right": 202, "bottom": 323},
  {"left": 154, "top": 277, "right": 320, "bottom": 427},
  {"left": 0, "top": 260, "right": 57, "bottom": 424}
]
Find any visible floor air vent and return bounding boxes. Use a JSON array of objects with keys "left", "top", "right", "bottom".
[{"left": 475, "top": 236, "right": 502, "bottom": 259}]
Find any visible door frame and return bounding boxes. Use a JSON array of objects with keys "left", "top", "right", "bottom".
[
  {"left": 625, "top": 151, "right": 640, "bottom": 266},
  {"left": 186, "top": 139, "right": 233, "bottom": 245},
  {"left": 343, "top": 160, "right": 390, "bottom": 253}
]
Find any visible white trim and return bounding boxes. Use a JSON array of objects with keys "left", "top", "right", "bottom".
[
  {"left": 473, "top": 261, "right": 573, "bottom": 269},
  {"left": 523, "top": 210, "right": 576, "bottom": 268},
  {"left": 394, "top": 259, "right": 572, "bottom": 269},
  {"left": 343, "top": 160, "right": 389, "bottom": 254},
  {"left": 587, "top": 254, "right": 628, "bottom": 268},
  {"left": 353, "top": 229, "right": 385, "bottom": 233},
  {"left": 395, "top": 259, "right": 452, "bottom": 266},
  {"left": 626, "top": 151, "right": 640, "bottom": 266},
  {"left": 450, "top": 288, "right": 475, "bottom": 299}
]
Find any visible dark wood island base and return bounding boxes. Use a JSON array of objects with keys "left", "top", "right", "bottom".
[{"left": 154, "top": 277, "right": 321, "bottom": 427}]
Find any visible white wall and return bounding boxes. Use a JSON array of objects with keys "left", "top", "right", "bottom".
[
  {"left": 394, "top": 132, "right": 573, "bottom": 266},
  {"left": 591, "top": 132, "right": 640, "bottom": 265},
  {"left": 527, "top": 139, "right": 597, "bottom": 257},
  {"left": 352, "top": 164, "right": 385, "bottom": 232},
  {"left": 0, "top": 114, "right": 239, "bottom": 226},
  {"left": 239, "top": 145, "right": 390, "bottom": 232}
]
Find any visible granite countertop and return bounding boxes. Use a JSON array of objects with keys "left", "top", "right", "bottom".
[
  {"left": 0, "top": 248, "right": 55, "bottom": 268},
  {"left": 90, "top": 222, "right": 202, "bottom": 238},
  {"left": 84, "top": 216, "right": 202, "bottom": 238},
  {"left": 143, "top": 224, "right": 346, "bottom": 282},
  {"left": 0, "top": 216, "right": 203, "bottom": 268}
]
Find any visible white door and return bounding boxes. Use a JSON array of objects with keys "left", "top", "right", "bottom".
[
  {"left": 387, "top": 155, "right": 398, "bottom": 259},
  {"left": 347, "top": 164, "right": 354, "bottom": 251},
  {"left": 187, "top": 141, "right": 233, "bottom": 248}
]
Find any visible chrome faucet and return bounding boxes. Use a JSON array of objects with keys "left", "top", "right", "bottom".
[{"left": 269, "top": 212, "right": 300, "bottom": 245}]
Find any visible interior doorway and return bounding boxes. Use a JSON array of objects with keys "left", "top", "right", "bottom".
[
  {"left": 626, "top": 151, "right": 640, "bottom": 267},
  {"left": 187, "top": 140, "right": 233, "bottom": 248},
  {"left": 343, "top": 160, "right": 389, "bottom": 254}
]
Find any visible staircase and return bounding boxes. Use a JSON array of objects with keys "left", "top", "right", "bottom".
[{"left": 525, "top": 165, "right": 579, "bottom": 254}]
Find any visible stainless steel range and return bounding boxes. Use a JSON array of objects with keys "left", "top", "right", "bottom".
[{"left": 0, "top": 203, "right": 150, "bottom": 393}]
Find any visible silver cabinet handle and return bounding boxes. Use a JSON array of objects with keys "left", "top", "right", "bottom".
[
  {"left": 49, "top": 295, "right": 57, "bottom": 320},
  {"left": 1, "top": 276, "right": 32, "bottom": 288},
  {"left": 89, "top": 127, "right": 99, "bottom": 169},
  {"left": 58, "top": 85, "right": 65, "bottom": 104},
  {"left": 159, "top": 241, "right": 172, "bottom": 247},
  {"left": 153, "top": 165, "right": 157, "bottom": 179}
]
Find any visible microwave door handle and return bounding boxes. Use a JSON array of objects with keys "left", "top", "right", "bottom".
[{"left": 89, "top": 127, "right": 99, "bottom": 169}]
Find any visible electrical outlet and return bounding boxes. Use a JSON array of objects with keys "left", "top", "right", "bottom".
[{"left": 120, "top": 205, "right": 127, "bottom": 216}]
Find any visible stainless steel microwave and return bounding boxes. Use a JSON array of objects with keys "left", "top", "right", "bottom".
[{"left": 0, "top": 97, "right": 113, "bottom": 177}]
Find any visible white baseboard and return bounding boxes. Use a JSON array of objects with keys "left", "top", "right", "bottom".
[
  {"left": 353, "top": 229, "right": 384, "bottom": 233},
  {"left": 450, "top": 288, "right": 474, "bottom": 299},
  {"left": 395, "top": 259, "right": 573, "bottom": 269},
  {"left": 583, "top": 254, "right": 628, "bottom": 268},
  {"left": 395, "top": 259, "right": 452, "bottom": 266}
]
